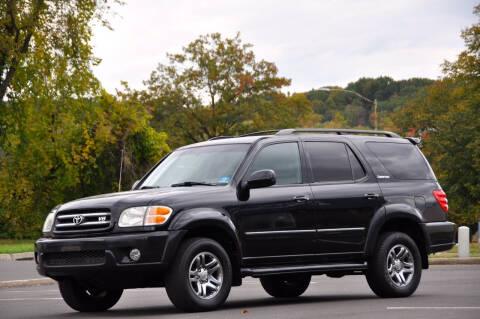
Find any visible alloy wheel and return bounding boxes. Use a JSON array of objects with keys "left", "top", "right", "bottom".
[
  {"left": 188, "top": 251, "right": 223, "bottom": 299},
  {"left": 386, "top": 244, "right": 415, "bottom": 287}
]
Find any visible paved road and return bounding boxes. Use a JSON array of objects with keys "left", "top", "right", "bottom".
[
  {"left": 0, "top": 265, "right": 479, "bottom": 319},
  {"left": 0, "top": 260, "right": 40, "bottom": 281}
]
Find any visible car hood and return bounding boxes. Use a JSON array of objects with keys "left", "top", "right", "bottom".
[{"left": 57, "top": 186, "right": 228, "bottom": 214}]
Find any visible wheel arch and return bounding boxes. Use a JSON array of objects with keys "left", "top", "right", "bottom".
[
  {"left": 365, "top": 204, "right": 429, "bottom": 269},
  {"left": 167, "top": 208, "right": 243, "bottom": 286}
]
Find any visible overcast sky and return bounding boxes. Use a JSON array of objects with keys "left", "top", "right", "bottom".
[{"left": 92, "top": 0, "right": 478, "bottom": 94}]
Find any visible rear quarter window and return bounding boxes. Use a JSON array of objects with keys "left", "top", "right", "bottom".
[{"left": 366, "top": 142, "right": 434, "bottom": 180}]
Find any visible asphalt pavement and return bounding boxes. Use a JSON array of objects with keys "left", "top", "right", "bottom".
[
  {"left": 0, "top": 260, "right": 41, "bottom": 282},
  {"left": 0, "top": 265, "right": 479, "bottom": 319}
]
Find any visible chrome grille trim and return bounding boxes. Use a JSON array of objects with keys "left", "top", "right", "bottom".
[
  {"left": 55, "top": 221, "right": 111, "bottom": 228},
  {"left": 57, "top": 212, "right": 109, "bottom": 220},
  {"left": 54, "top": 210, "right": 112, "bottom": 233}
]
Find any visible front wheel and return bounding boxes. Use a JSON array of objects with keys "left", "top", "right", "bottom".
[
  {"left": 58, "top": 278, "right": 123, "bottom": 312},
  {"left": 165, "top": 237, "right": 232, "bottom": 312},
  {"left": 366, "top": 232, "right": 422, "bottom": 298},
  {"left": 260, "top": 274, "right": 311, "bottom": 298}
]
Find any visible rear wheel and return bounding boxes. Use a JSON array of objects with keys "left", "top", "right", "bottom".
[
  {"left": 366, "top": 232, "right": 422, "bottom": 298},
  {"left": 58, "top": 278, "right": 123, "bottom": 312},
  {"left": 165, "top": 237, "right": 232, "bottom": 312},
  {"left": 260, "top": 274, "right": 311, "bottom": 298}
]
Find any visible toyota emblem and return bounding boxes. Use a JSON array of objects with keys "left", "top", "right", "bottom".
[{"left": 73, "top": 215, "right": 85, "bottom": 225}]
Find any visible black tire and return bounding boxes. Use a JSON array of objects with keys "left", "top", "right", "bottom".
[
  {"left": 58, "top": 278, "right": 123, "bottom": 312},
  {"left": 260, "top": 274, "right": 311, "bottom": 298},
  {"left": 165, "top": 237, "right": 232, "bottom": 312},
  {"left": 366, "top": 231, "right": 422, "bottom": 298}
]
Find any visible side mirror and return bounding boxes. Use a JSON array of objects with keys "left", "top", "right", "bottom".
[
  {"left": 246, "top": 169, "right": 276, "bottom": 189},
  {"left": 132, "top": 180, "right": 140, "bottom": 190},
  {"left": 237, "top": 169, "right": 276, "bottom": 201}
]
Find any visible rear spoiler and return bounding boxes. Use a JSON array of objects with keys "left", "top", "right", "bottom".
[{"left": 406, "top": 137, "right": 421, "bottom": 145}]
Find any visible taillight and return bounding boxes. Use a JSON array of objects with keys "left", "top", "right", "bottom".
[{"left": 433, "top": 190, "right": 448, "bottom": 212}]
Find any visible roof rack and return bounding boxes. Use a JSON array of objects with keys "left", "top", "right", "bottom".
[
  {"left": 275, "top": 128, "right": 400, "bottom": 138},
  {"left": 207, "top": 128, "right": 401, "bottom": 141}
]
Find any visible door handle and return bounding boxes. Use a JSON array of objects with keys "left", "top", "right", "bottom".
[
  {"left": 293, "top": 195, "right": 310, "bottom": 202},
  {"left": 364, "top": 193, "right": 380, "bottom": 200}
]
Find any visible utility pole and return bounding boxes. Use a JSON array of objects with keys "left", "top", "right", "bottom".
[
  {"left": 374, "top": 99, "right": 378, "bottom": 131},
  {"left": 118, "top": 145, "right": 125, "bottom": 192}
]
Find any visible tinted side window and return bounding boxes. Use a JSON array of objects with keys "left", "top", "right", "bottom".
[
  {"left": 304, "top": 142, "right": 352, "bottom": 182},
  {"left": 366, "top": 142, "right": 433, "bottom": 180},
  {"left": 347, "top": 146, "right": 366, "bottom": 180},
  {"left": 249, "top": 143, "right": 302, "bottom": 185}
]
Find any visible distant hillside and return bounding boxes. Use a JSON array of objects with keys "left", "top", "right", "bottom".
[{"left": 304, "top": 76, "right": 434, "bottom": 128}]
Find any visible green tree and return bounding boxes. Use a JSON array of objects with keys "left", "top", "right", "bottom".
[
  {"left": 247, "top": 92, "right": 322, "bottom": 130},
  {"left": 141, "top": 33, "right": 292, "bottom": 147},
  {"left": 0, "top": 0, "right": 121, "bottom": 103},
  {"left": 395, "top": 5, "right": 480, "bottom": 225},
  {"left": 0, "top": 1, "right": 170, "bottom": 238},
  {"left": 0, "top": 89, "right": 169, "bottom": 238},
  {"left": 305, "top": 78, "right": 433, "bottom": 128}
]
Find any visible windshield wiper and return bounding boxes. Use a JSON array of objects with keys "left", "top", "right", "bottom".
[
  {"left": 140, "top": 185, "right": 160, "bottom": 189},
  {"left": 170, "top": 181, "right": 218, "bottom": 187}
]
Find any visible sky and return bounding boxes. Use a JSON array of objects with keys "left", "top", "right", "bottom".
[{"left": 91, "top": 0, "right": 478, "bottom": 94}]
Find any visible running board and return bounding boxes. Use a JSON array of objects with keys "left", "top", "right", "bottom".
[{"left": 241, "top": 262, "right": 367, "bottom": 277}]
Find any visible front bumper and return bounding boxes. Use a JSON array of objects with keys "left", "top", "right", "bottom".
[
  {"left": 421, "top": 221, "right": 456, "bottom": 254},
  {"left": 35, "top": 230, "right": 185, "bottom": 287}
]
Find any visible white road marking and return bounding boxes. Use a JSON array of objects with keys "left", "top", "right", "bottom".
[
  {"left": 0, "top": 298, "right": 63, "bottom": 301},
  {"left": 388, "top": 307, "right": 480, "bottom": 310}
]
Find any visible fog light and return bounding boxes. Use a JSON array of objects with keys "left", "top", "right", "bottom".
[{"left": 129, "top": 248, "right": 141, "bottom": 262}]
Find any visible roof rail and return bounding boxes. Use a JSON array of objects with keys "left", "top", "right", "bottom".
[
  {"left": 208, "top": 136, "right": 234, "bottom": 141},
  {"left": 208, "top": 131, "right": 279, "bottom": 140},
  {"left": 275, "top": 128, "right": 400, "bottom": 138},
  {"left": 239, "top": 130, "right": 281, "bottom": 137}
]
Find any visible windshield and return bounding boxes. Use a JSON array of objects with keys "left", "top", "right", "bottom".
[{"left": 140, "top": 144, "right": 250, "bottom": 188}]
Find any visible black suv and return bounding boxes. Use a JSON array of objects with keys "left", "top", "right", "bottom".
[{"left": 36, "top": 129, "right": 455, "bottom": 312}]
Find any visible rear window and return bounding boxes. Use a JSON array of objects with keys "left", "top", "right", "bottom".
[{"left": 366, "top": 142, "right": 434, "bottom": 180}]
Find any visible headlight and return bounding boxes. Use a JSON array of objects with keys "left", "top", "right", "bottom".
[
  {"left": 118, "top": 206, "right": 173, "bottom": 227},
  {"left": 118, "top": 206, "right": 148, "bottom": 227},
  {"left": 42, "top": 212, "right": 57, "bottom": 233}
]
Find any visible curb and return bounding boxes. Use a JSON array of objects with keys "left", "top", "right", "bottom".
[
  {"left": 0, "top": 278, "right": 55, "bottom": 288},
  {"left": 429, "top": 257, "right": 480, "bottom": 265},
  {"left": 0, "top": 252, "right": 34, "bottom": 261}
]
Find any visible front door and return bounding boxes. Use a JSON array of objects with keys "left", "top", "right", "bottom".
[
  {"left": 233, "top": 142, "right": 316, "bottom": 265},
  {"left": 302, "top": 140, "right": 383, "bottom": 255}
]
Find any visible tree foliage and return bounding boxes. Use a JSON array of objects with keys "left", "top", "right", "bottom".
[
  {"left": 139, "top": 33, "right": 305, "bottom": 147},
  {"left": 0, "top": 1, "right": 169, "bottom": 238},
  {"left": 395, "top": 5, "right": 480, "bottom": 225},
  {"left": 305, "top": 77, "right": 433, "bottom": 128},
  {"left": 0, "top": 0, "right": 121, "bottom": 103}
]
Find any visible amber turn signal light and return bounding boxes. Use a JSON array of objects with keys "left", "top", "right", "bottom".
[{"left": 144, "top": 206, "right": 172, "bottom": 225}]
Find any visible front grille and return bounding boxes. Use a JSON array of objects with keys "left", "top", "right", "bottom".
[
  {"left": 44, "top": 250, "right": 105, "bottom": 266},
  {"left": 54, "top": 209, "right": 112, "bottom": 233}
]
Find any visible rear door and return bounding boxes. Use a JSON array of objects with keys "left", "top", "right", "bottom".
[{"left": 302, "top": 138, "right": 384, "bottom": 255}]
